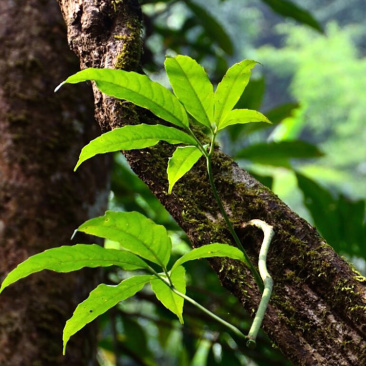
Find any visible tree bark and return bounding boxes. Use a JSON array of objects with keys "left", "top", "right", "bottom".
[
  {"left": 0, "top": 1, "right": 110, "bottom": 365},
  {"left": 57, "top": 1, "right": 366, "bottom": 365}
]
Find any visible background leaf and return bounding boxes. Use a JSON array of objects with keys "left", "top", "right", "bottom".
[
  {"left": 75, "top": 124, "right": 196, "bottom": 170},
  {"left": 0, "top": 244, "right": 149, "bottom": 294},
  {"left": 171, "top": 243, "right": 248, "bottom": 272},
  {"left": 262, "top": 0, "right": 323, "bottom": 33},
  {"left": 214, "top": 60, "right": 258, "bottom": 125},
  {"left": 150, "top": 266, "right": 186, "bottom": 324},
  {"left": 234, "top": 76, "right": 265, "bottom": 111},
  {"left": 56, "top": 68, "right": 189, "bottom": 129},
  {"left": 77, "top": 211, "right": 172, "bottom": 268},
  {"left": 167, "top": 145, "right": 204, "bottom": 194},
  {"left": 235, "top": 140, "right": 324, "bottom": 167},
  {"left": 185, "top": 0, "right": 234, "bottom": 55},
  {"left": 265, "top": 103, "right": 300, "bottom": 125},
  {"left": 296, "top": 173, "right": 366, "bottom": 259},
  {"left": 165, "top": 55, "right": 214, "bottom": 128},
  {"left": 63, "top": 275, "right": 152, "bottom": 354}
]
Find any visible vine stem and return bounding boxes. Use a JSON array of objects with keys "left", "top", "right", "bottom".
[
  {"left": 186, "top": 127, "right": 274, "bottom": 346},
  {"left": 188, "top": 127, "right": 263, "bottom": 291},
  {"left": 148, "top": 266, "right": 247, "bottom": 341},
  {"left": 243, "top": 219, "right": 274, "bottom": 347},
  {"left": 171, "top": 287, "right": 246, "bottom": 341}
]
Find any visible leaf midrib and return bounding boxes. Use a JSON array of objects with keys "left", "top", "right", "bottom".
[
  {"left": 97, "top": 79, "right": 186, "bottom": 128},
  {"left": 173, "top": 61, "right": 210, "bottom": 125},
  {"left": 96, "top": 226, "right": 166, "bottom": 268}
]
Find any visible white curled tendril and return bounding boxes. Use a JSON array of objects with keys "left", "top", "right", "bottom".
[{"left": 242, "top": 219, "right": 274, "bottom": 348}]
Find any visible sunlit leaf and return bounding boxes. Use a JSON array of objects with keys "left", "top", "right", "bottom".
[
  {"left": 217, "top": 109, "right": 270, "bottom": 131},
  {"left": 75, "top": 124, "right": 196, "bottom": 170},
  {"left": 214, "top": 60, "right": 257, "bottom": 125},
  {"left": 171, "top": 243, "right": 248, "bottom": 272},
  {"left": 185, "top": 0, "right": 234, "bottom": 55},
  {"left": 262, "top": 0, "right": 323, "bottom": 33},
  {"left": 151, "top": 266, "right": 186, "bottom": 324},
  {"left": 235, "top": 140, "right": 323, "bottom": 167},
  {"left": 0, "top": 244, "right": 149, "bottom": 294},
  {"left": 165, "top": 55, "right": 214, "bottom": 128},
  {"left": 63, "top": 275, "right": 152, "bottom": 354},
  {"left": 55, "top": 68, "right": 189, "bottom": 129},
  {"left": 167, "top": 145, "right": 204, "bottom": 194},
  {"left": 77, "top": 211, "right": 172, "bottom": 267}
]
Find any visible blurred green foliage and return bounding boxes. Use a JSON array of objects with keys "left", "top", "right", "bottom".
[
  {"left": 96, "top": 1, "right": 366, "bottom": 365},
  {"left": 258, "top": 23, "right": 366, "bottom": 197}
]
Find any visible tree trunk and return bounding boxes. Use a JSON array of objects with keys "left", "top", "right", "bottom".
[
  {"left": 0, "top": 1, "right": 110, "bottom": 365},
  {"left": 57, "top": 1, "right": 366, "bottom": 365}
]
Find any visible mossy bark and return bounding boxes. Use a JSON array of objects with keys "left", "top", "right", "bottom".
[
  {"left": 0, "top": 1, "right": 110, "bottom": 365},
  {"left": 57, "top": 1, "right": 366, "bottom": 365}
]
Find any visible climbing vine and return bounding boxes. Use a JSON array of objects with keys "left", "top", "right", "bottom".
[{"left": 1, "top": 55, "right": 274, "bottom": 354}]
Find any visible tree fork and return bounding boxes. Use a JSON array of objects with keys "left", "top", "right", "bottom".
[{"left": 57, "top": 1, "right": 366, "bottom": 365}]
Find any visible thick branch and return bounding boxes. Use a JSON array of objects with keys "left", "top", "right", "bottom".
[{"left": 57, "top": 1, "right": 366, "bottom": 365}]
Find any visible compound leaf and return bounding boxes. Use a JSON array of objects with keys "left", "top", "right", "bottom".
[
  {"left": 0, "top": 244, "right": 149, "bottom": 294},
  {"left": 77, "top": 211, "right": 172, "bottom": 268},
  {"left": 167, "top": 145, "right": 204, "bottom": 194},
  {"left": 151, "top": 266, "right": 186, "bottom": 324},
  {"left": 56, "top": 68, "right": 189, "bottom": 129},
  {"left": 75, "top": 124, "right": 196, "bottom": 170},
  {"left": 63, "top": 275, "right": 152, "bottom": 354},
  {"left": 165, "top": 55, "right": 214, "bottom": 128}
]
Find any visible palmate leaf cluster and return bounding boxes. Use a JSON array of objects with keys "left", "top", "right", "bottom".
[
  {"left": 56, "top": 55, "right": 270, "bottom": 193},
  {"left": 0, "top": 211, "right": 247, "bottom": 353},
  {"left": 0, "top": 54, "right": 272, "bottom": 354}
]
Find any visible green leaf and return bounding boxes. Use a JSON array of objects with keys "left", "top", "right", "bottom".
[
  {"left": 151, "top": 266, "right": 186, "bottom": 324},
  {"left": 121, "top": 317, "right": 152, "bottom": 359},
  {"left": 262, "top": 0, "right": 323, "bottom": 33},
  {"left": 265, "top": 103, "right": 300, "bottom": 125},
  {"left": 55, "top": 68, "right": 189, "bottom": 129},
  {"left": 167, "top": 145, "right": 204, "bottom": 194},
  {"left": 217, "top": 109, "right": 270, "bottom": 131},
  {"left": 77, "top": 211, "right": 172, "bottom": 268},
  {"left": 235, "top": 140, "right": 324, "bottom": 167},
  {"left": 63, "top": 275, "right": 152, "bottom": 354},
  {"left": 165, "top": 55, "right": 214, "bottom": 129},
  {"left": 185, "top": 1, "right": 234, "bottom": 55},
  {"left": 235, "top": 76, "right": 265, "bottom": 111},
  {"left": 75, "top": 124, "right": 196, "bottom": 170},
  {"left": 0, "top": 244, "right": 150, "bottom": 294},
  {"left": 214, "top": 60, "right": 258, "bottom": 125},
  {"left": 296, "top": 173, "right": 340, "bottom": 246},
  {"left": 171, "top": 243, "right": 248, "bottom": 272}
]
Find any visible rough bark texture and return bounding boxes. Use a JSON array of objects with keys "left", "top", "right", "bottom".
[
  {"left": 57, "top": 1, "right": 366, "bottom": 365},
  {"left": 0, "top": 1, "right": 110, "bottom": 365}
]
